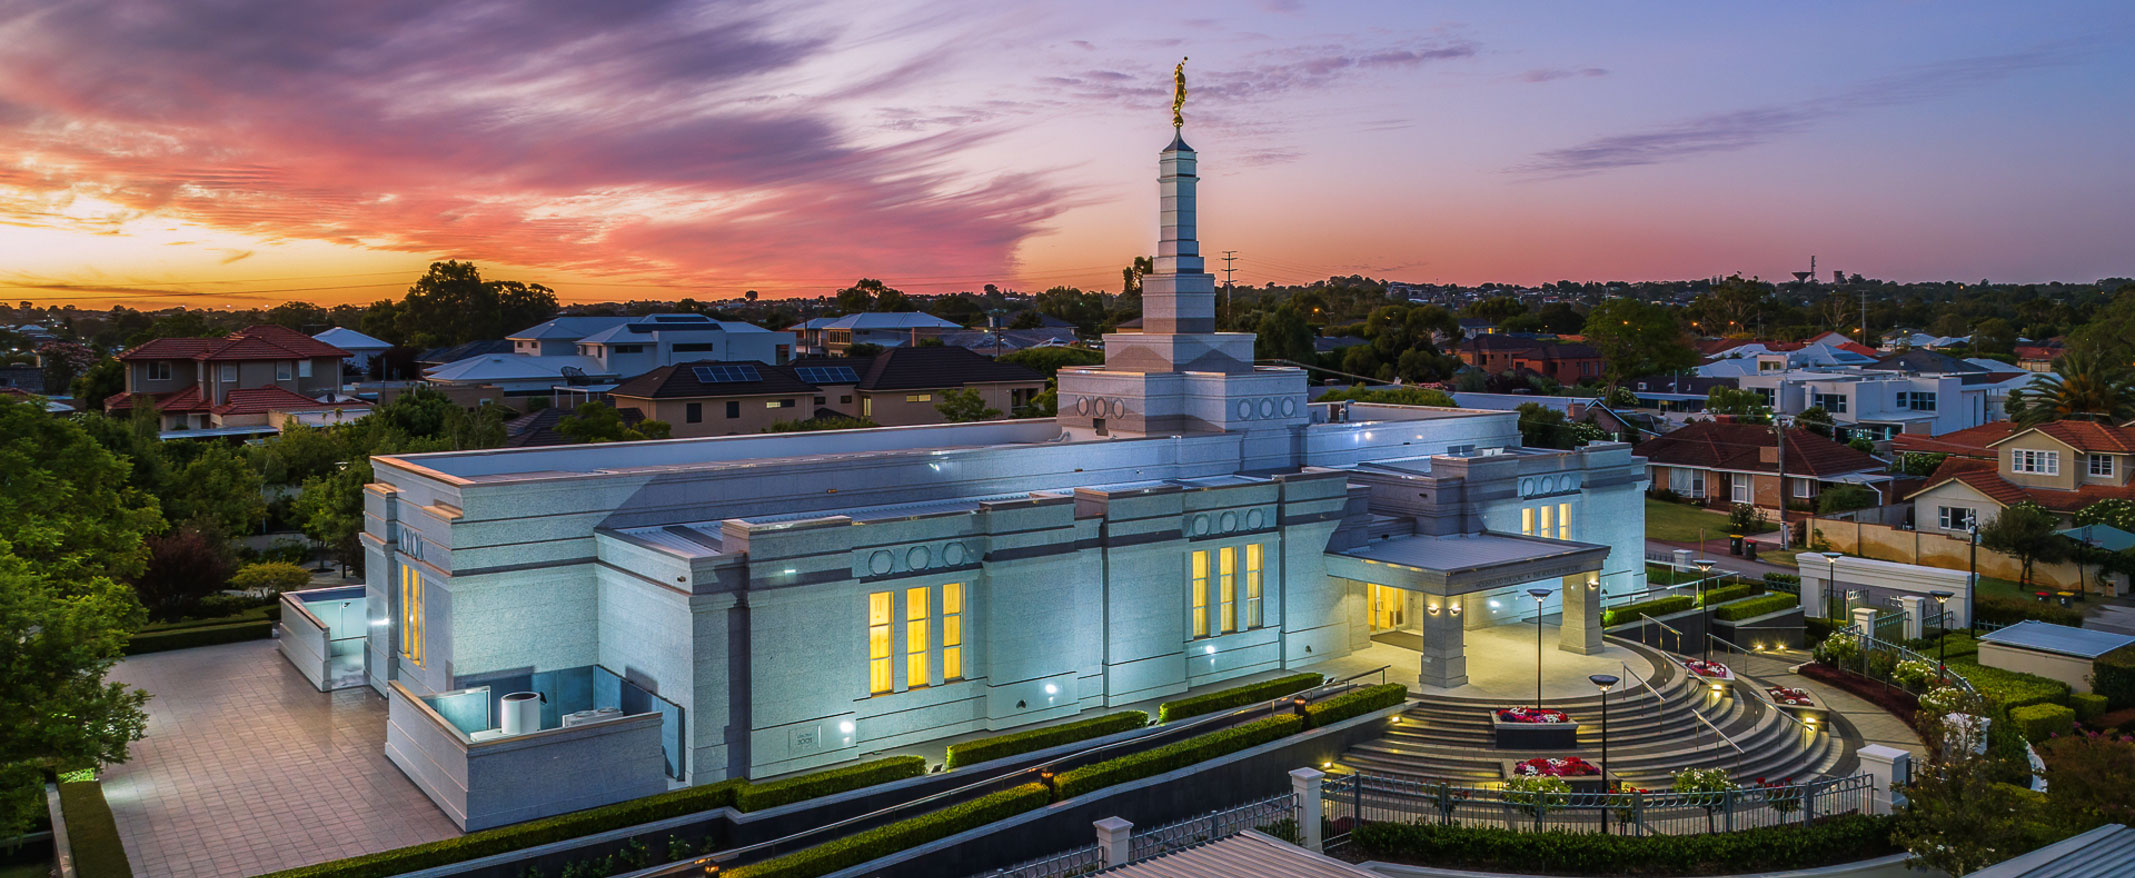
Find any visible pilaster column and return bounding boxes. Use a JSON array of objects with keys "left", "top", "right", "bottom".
[
  {"left": 1857, "top": 745, "right": 1910, "bottom": 814},
  {"left": 1289, "top": 768, "right": 1326, "bottom": 852},
  {"left": 1419, "top": 595, "right": 1467, "bottom": 688},
  {"left": 1094, "top": 817, "right": 1133, "bottom": 868},
  {"left": 1559, "top": 574, "right": 1602, "bottom": 655}
]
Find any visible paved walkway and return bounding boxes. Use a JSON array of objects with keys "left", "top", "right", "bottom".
[
  {"left": 1733, "top": 648, "right": 1925, "bottom": 761},
  {"left": 1647, "top": 538, "right": 1800, "bottom": 579},
  {"left": 104, "top": 639, "right": 458, "bottom": 878}
]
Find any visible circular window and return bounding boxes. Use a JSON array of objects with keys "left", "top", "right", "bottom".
[
  {"left": 1191, "top": 514, "right": 1211, "bottom": 536},
  {"left": 1075, "top": 396, "right": 1091, "bottom": 416},
  {"left": 906, "top": 546, "right": 932, "bottom": 570},
  {"left": 1219, "top": 511, "right": 1239, "bottom": 532},
  {"left": 1236, "top": 400, "right": 1254, "bottom": 420},
  {"left": 1258, "top": 398, "right": 1276, "bottom": 418},
  {"left": 1111, "top": 397, "right": 1128, "bottom": 416},
  {"left": 1246, "top": 509, "right": 1265, "bottom": 530},
  {"left": 868, "top": 550, "right": 894, "bottom": 576},
  {"left": 942, "top": 542, "right": 968, "bottom": 566},
  {"left": 1280, "top": 397, "right": 1297, "bottom": 417}
]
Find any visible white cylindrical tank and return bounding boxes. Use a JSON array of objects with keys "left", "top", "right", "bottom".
[{"left": 501, "top": 691, "right": 542, "bottom": 735}]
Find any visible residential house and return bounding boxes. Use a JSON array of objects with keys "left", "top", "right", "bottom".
[
  {"left": 610, "top": 348, "right": 1049, "bottom": 436},
  {"left": 1908, "top": 421, "right": 2135, "bottom": 534},
  {"left": 312, "top": 326, "right": 392, "bottom": 377},
  {"left": 106, "top": 325, "right": 367, "bottom": 436},
  {"left": 788, "top": 312, "right": 964, "bottom": 356},
  {"left": 1735, "top": 359, "right": 2026, "bottom": 441},
  {"left": 2015, "top": 344, "right": 2064, "bottom": 373},
  {"left": 571, "top": 313, "right": 786, "bottom": 373},
  {"left": 1635, "top": 419, "right": 1890, "bottom": 510},
  {"left": 1455, "top": 336, "right": 1603, "bottom": 385}
]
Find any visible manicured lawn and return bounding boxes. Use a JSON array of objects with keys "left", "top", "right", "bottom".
[{"left": 1645, "top": 498, "right": 1776, "bottom": 543}]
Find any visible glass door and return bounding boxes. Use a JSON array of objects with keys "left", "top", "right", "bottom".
[{"left": 1369, "top": 584, "right": 1407, "bottom": 632}]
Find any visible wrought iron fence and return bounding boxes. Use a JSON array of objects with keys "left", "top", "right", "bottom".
[
  {"left": 1320, "top": 772, "right": 1874, "bottom": 843},
  {"left": 1832, "top": 623, "right": 1978, "bottom": 697},
  {"left": 1128, "top": 792, "right": 1297, "bottom": 861},
  {"left": 971, "top": 844, "right": 1103, "bottom": 878}
]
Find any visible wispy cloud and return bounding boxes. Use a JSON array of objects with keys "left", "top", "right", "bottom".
[
  {"left": 1518, "top": 67, "right": 1608, "bottom": 83},
  {"left": 1514, "top": 48, "right": 2072, "bottom": 177}
]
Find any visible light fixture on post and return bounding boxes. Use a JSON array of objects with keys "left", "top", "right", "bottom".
[
  {"left": 1963, "top": 522, "right": 1980, "bottom": 636},
  {"left": 1527, "top": 587, "right": 1552, "bottom": 709},
  {"left": 1819, "top": 551, "right": 1844, "bottom": 623},
  {"left": 1693, "top": 558, "right": 1715, "bottom": 662},
  {"left": 1929, "top": 589, "right": 1955, "bottom": 677},
  {"left": 1588, "top": 673, "right": 1620, "bottom": 835}
]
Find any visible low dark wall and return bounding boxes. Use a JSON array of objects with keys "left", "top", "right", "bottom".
[
  {"left": 1715, "top": 609, "right": 1805, "bottom": 651},
  {"left": 1604, "top": 609, "right": 1705, "bottom": 656}
]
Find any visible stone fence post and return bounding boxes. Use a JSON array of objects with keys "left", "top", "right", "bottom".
[
  {"left": 1093, "top": 816, "right": 1132, "bottom": 868},
  {"left": 1858, "top": 745, "right": 1911, "bottom": 815},
  {"left": 1290, "top": 767, "right": 1326, "bottom": 852}
]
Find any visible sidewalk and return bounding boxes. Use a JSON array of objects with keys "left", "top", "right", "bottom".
[
  {"left": 1646, "top": 538, "right": 1798, "bottom": 580},
  {"left": 1735, "top": 649, "right": 1925, "bottom": 762}
]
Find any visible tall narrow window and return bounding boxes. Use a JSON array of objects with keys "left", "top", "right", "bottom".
[
  {"left": 1244, "top": 544, "right": 1264, "bottom": 629},
  {"left": 942, "top": 583, "right": 964, "bottom": 681},
  {"left": 1217, "top": 546, "right": 1237, "bottom": 634},
  {"left": 400, "top": 564, "right": 424, "bottom": 668},
  {"left": 1557, "top": 503, "right": 1572, "bottom": 540},
  {"left": 1538, "top": 504, "right": 1553, "bottom": 538},
  {"left": 868, "top": 593, "right": 893, "bottom": 694},
  {"left": 1190, "top": 550, "right": 1209, "bottom": 638},
  {"left": 1521, "top": 507, "right": 1536, "bottom": 536},
  {"left": 905, "top": 586, "right": 930, "bottom": 687}
]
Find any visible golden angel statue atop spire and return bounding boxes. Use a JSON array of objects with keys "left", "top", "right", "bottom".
[{"left": 1172, "top": 57, "right": 1188, "bottom": 129}]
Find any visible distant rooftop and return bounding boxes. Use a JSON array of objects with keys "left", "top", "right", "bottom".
[{"left": 1982, "top": 620, "right": 2135, "bottom": 659}]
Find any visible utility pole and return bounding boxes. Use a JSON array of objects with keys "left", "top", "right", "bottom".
[
  {"left": 1221, "top": 250, "right": 1238, "bottom": 328},
  {"left": 1859, "top": 289, "right": 1868, "bottom": 346},
  {"left": 1773, "top": 416, "right": 1792, "bottom": 551}
]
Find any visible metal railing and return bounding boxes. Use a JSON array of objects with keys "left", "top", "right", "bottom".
[
  {"left": 1703, "top": 633, "right": 1820, "bottom": 744},
  {"left": 1830, "top": 624, "right": 1977, "bottom": 697},
  {"left": 973, "top": 844, "right": 1103, "bottom": 878},
  {"left": 1128, "top": 792, "right": 1297, "bottom": 861},
  {"left": 1638, "top": 652, "right": 1746, "bottom": 760},
  {"left": 1322, "top": 772, "right": 1874, "bottom": 841},
  {"left": 1634, "top": 613, "right": 1691, "bottom": 656}
]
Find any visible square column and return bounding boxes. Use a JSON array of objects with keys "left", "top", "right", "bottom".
[
  {"left": 1419, "top": 597, "right": 1467, "bottom": 688},
  {"left": 1559, "top": 574, "right": 1603, "bottom": 655}
]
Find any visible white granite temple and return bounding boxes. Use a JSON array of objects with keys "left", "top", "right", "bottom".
[{"left": 347, "top": 124, "right": 1650, "bottom": 830}]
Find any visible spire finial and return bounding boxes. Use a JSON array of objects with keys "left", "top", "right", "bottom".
[{"left": 1172, "top": 57, "right": 1188, "bottom": 129}]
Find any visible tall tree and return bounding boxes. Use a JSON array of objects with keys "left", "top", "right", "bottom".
[
  {"left": 1979, "top": 501, "right": 2073, "bottom": 586},
  {"left": 934, "top": 388, "right": 1002, "bottom": 423},
  {"left": 1705, "top": 386, "right": 1772, "bottom": 422},
  {"left": 160, "top": 445, "right": 266, "bottom": 538},
  {"left": 554, "top": 402, "right": 672, "bottom": 443},
  {"left": 392, "top": 261, "right": 558, "bottom": 349},
  {"left": 1253, "top": 303, "right": 1315, "bottom": 364},
  {"left": 0, "top": 396, "right": 163, "bottom": 584},
  {"left": 2006, "top": 350, "right": 2135, "bottom": 426},
  {"left": 1580, "top": 297, "right": 1697, "bottom": 385}
]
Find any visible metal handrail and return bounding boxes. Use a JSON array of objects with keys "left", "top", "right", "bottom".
[
  {"left": 1837, "top": 624, "right": 1978, "bottom": 696},
  {"left": 1700, "top": 634, "right": 1819, "bottom": 742},
  {"left": 1625, "top": 655, "right": 1744, "bottom": 757},
  {"left": 619, "top": 668, "right": 1391, "bottom": 876}
]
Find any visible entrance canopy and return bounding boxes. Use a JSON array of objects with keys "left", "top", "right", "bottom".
[{"left": 1326, "top": 531, "right": 1610, "bottom": 597}]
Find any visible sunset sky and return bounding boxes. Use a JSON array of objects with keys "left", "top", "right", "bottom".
[{"left": 1, "top": 0, "right": 2130, "bottom": 308}]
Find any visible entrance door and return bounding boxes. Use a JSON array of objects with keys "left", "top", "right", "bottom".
[{"left": 1369, "top": 584, "right": 1408, "bottom": 632}]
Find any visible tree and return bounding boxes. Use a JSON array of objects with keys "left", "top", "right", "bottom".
[
  {"left": 0, "top": 548, "right": 150, "bottom": 838},
  {"left": 1848, "top": 436, "right": 1876, "bottom": 454},
  {"left": 1034, "top": 287, "right": 1107, "bottom": 334},
  {"left": 1704, "top": 386, "right": 1771, "bottom": 422},
  {"left": 555, "top": 403, "right": 673, "bottom": 443},
  {"left": 1897, "top": 451, "right": 1949, "bottom": 477},
  {"left": 1514, "top": 403, "right": 1580, "bottom": 449},
  {"left": 262, "top": 302, "right": 329, "bottom": 331},
  {"left": 1893, "top": 688, "right": 2048, "bottom": 875},
  {"left": 1580, "top": 297, "right": 1695, "bottom": 385},
  {"left": 2065, "top": 282, "right": 2135, "bottom": 365},
  {"left": 845, "top": 343, "right": 885, "bottom": 358},
  {"left": 392, "top": 261, "right": 558, "bottom": 349},
  {"left": 1318, "top": 385, "right": 1457, "bottom": 407},
  {"left": 230, "top": 561, "right": 313, "bottom": 596},
  {"left": 160, "top": 445, "right": 266, "bottom": 537},
  {"left": 998, "top": 346, "right": 1103, "bottom": 377},
  {"left": 253, "top": 423, "right": 345, "bottom": 486},
  {"left": 1461, "top": 296, "right": 1526, "bottom": 324},
  {"left": 1254, "top": 303, "right": 1315, "bottom": 364},
  {"left": 2037, "top": 728, "right": 2135, "bottom": 833},
  {"left": 1980, "top": 502, "right": 2073, "bottom": 587},
  {"left": 935, "top": 388, "right": 1002, "bottom": 423},
  {"left": 1605, "top": 386, "right": 1638, "bottom": 408},
  {"left": 1969, "top": 318, "right": 2018, "bottom": 355},
  {"left": 70, "top": 357, "right": 125, "bottom": 407},
  {"left": 834, "top": 278, "right": 899, "bottom": 314},
  {"left": 1816, "top": 484, "right": 1877, "bottom": 514},
  {"left": 133, "top": 528, "right": 235, "bottom": 621},
  {"left": 2006, "top": 350, "right": 2135, "bottom": 426},
  {"left": 1121, "top": 257, "right": 1152, "bottom": 297},
  {"left": 0, "top": 396, "right": 163, "bottom": 584},
  {"left": 1795, "top": 406, "right": 1835, "bottom": 437},
  {"left": 2074, "top": 498, "right": 2135, "bottom": 532},
  {"left": 35, "top": 341, "right": 97, "bottom": 396}
]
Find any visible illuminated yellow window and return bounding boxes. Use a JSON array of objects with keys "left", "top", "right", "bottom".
[
  {"left": 1557, "top": 503, "right": 1572, "bottom": 540},
  {"left": 1521, "top": 507, "right": 1535, "bottom": 536},
  {"left": 942, "top": 583, "right": 964, "bottom": 681},
  {"left": 906, "top": 393, "right": 932, "bottom": 403},
  {"left": 1245, "top": 544, "right": 1264, "bottom": 629},
  {"left": 906, "top": 586, "right": 930, "bottom": 687},
  {"left": 863, "top": 397, "right": 874, "bottom": 417},
  {"left": 400, "top": 564, "right": 424, "bottom": 668},
  {"left": 1218, "top": 546, "right": 1237, "bottom": 634},
  {"left": 1539, "top": 504, "right": 1553, "bottom": 538},
  {"left": 868, "top": 592, "right": 893, "bottom": 694},
  {"left": 1190, "top": 550, "right": 1209, "bottom": 638}
]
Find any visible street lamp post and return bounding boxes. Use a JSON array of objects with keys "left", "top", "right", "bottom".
[
  {"left": 1528, "top": 587, "right": 1553, "bottom": 708},
  {"left": 1693, "top": 558, "right": 1715, "bottom": 662},
  {"left": 1929, "top": 589, "right": 1955, "bottom": 678},
  {"left": 1965, "top": 522, "right": 1980, "bottom": 636},
  {"left": 1818, "top": 551, "right": 1844, "bottom": 622},
  {"left": 1589, "top": 673, "right": 1620, "bottom": 835}
]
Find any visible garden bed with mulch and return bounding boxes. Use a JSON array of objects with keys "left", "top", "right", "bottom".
[{"left": 1798, "top": 663, "right": 1918, "bottom": 726}]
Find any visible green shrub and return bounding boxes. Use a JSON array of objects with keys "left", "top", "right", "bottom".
[
  {"left": 57, "top": 781, "right": 131, "bottom": 878},
  {"left": 1697, "top": 582, "right": 1767, "bottom": 606},
  {"left": 1602, "top": 595, "right": 1694, "bottom": 627},
  {"left": 1763, "top": 572, "right": 1802, "bottom": 589},
  {"left": 1156, "top": 673, "right": 1321, "bottom": 723},
  {"left": 1302, "top": 684, "right": 1406, "bottom": 729},
  {"left": 1712, "top": 593, "right": 1799, "bottom": 621},
  {"left": 2072, "top": 692, "right": 2109, "bottom": 722},
  {"left": 122, "top": 620, "right": 274, "bottom": 654},
  {"left": 734, "top": 756, "right": 927, "bottom": 812},
  {"left": 2010, "top": 703, "right": 2076, "bottom": 743},
  {"left": 725, "top": 783, "right": 1050, "bottom": 878},
  {"left": 1975, "top": 594, "right": 2085, "bottom": 628},
  {"left": 1349, "top": 814, "right": 1898, "bottom": 875},
  {"left": 1804, "top": 617, "right": 1843, "bottom": 647},
  {"left": 2094, "top": 645, "right": 2135, "bottom": 709},
  {"left": 230, "top": 560, "right": 314, "bottom": 594},
  {"left": 259, "top": 778, "right": 747, "bottom": 878},
  {"left": 1945, "top": 659, "right": 2071, "bottom": 712},
  {"left": 1054, "top": 715, "right": 1303, "bottom": 799},
  {"left": 943, "top": 712, "right": 1147, "bottom": 769}
]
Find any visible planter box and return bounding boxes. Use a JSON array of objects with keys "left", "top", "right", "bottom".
[
  {"left": 1766, "top": 688, "right": 1828, "bottom": 726},
  {"left": 1491, "top": 717, "right": 1580, "bottom": 750},
  {"left": 1501, "top": 761, "right": 1616, "bottom": 793}
]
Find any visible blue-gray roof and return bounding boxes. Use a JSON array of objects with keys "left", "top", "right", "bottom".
[
  {"left": 1981, "top": 620, "right": 2135, "bottom": 659},
  {"left": 510, "top": 316, "right": 632, "bottom": 340},
  {"left": 1968, "top": 822, "right": 2135, "bottom": 878}
]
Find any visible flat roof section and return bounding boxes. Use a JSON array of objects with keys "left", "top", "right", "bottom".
[
  {"left": 1981, "top": 620, "right": 2135, "bottom": 659},
  {"left": 1326, "top": 531, "right": 1611, "bottom": 597}
]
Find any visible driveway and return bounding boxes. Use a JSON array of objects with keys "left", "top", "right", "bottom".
[{"left": 103, "top": 639, "right": 459, "bottom": 878}]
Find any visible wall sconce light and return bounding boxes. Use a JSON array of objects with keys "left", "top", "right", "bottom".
[
  {"left": 1586, "top": 576, "right": 1599, "bottom": 591},
  {"left": 1450, "top": 603, "right": 1463, "bottom": 617},
  {"left": 1427, "top": 603, "right": 1441, "bottom": 616}
]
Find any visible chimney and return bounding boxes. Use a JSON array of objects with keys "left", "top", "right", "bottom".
[
  {"left": 1759, "top": 446, "right": 1779, "bottom": 464},
  {"left": 1712, "top": 414, "right": 1734, "bottom": 424}
]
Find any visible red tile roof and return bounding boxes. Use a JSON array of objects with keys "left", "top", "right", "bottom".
[
  {"left": 119, "top": 324, "right": 348, "bottom": 362},
  {"left": 1994, "top": 421, "right": 2135, "bottom": 454},
  {"left": 1633, "top": 420, "right": 1884, "bottom": 477},
  {"left": 1908, "top": 455, "right": 2135, "bottom": 513},
  {"left": 1890, "top": 422, "right": 2020, "bottom": 459},
  {"left": 106, "top": 386, "right": 211, "bottom": 414},
  {"left": 210, "top": 386, "right": 363, "bottom": 416},
  {"left": 121, "top": 338, "right": 218, "bottom": 360}
]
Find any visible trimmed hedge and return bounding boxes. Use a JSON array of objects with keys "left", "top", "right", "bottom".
[
  {"left": 734, "top": 755, "right": 928, "bottom": 812},
  {"left": 2072, "top": 692, "right": 2109, "bottom": 722},
  {"left": 57, "top": 780, "right": 132, "bottom": 878},
  {"left": 122, "top": 620, "right": 274, "bottom": 655},
  {"left": 943, "top": 711, "right": 1148, "bottom": 769},
  {"left": 2094, "top": 644, "right": 2135, "bottom": 709},
  {"left": 1157, "top": 673, "right": 1321, "bottom": 723},
  {"left": 1976, "top": 593, "right": 2085, "bottom": 628},
  {"left": 725, "top": 783, "right": 1050, "bottom": 878},
  {"left": 1763, "top": 572, "right": 1801, "bottom": 589},
  {"left": 1945, "top": 659, "right": 2070, "bottom": 712},
  {"left": 1350, "top": 813, "right": 1898, "bottom": 876},
  {"left": 1712, "top": 593, "right": 1798, "bottom": 622},
  {"left": 1697, "top": 582, "right": 1766, "bottom": 607},
  {"left": 2009, "top": 703, "right": 2076, "bottom": 743},
  {"left": 1302, "top": 684, "right": 1407, "bottom": 729},
  {"left": 1602, "top": 595, "right": 1694, "bottom": 627},
  {"left": 1055, "top": 714, "right": 1303, "bottom": 799}
]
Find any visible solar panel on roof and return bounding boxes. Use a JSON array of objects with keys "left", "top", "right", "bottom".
[
  {"left": 691, "top": 365, "right": 761, "bottom": 383},
  {"left": 794, "top": 365, "right": 859, "bottom": 384}
]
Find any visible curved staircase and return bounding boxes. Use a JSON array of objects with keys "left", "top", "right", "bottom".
[{"left": 1339, "top": 640, "right": 1852, "bottom": 788}]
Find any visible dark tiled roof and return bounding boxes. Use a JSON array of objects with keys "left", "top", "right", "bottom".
[
  {"left": 1865, "top": 349, "right": 1986, "bottom": 374},
  {"left": 610, "top": 361, "right": 821, "bottom": 399},
  {"left": 417, "top": 339, "right": 513, "bottom": 365},
  {"left": 1634, "top": 420, "right": 1883, "bottom": 477},
  {"left": 1459, "top": 336, "right": 1598, "bottom": 359},
  {"left": 844, "top": 346, "right": 1044, "bottom": 392},
  {"left": 1891, "top": 422, "right": 2019, "bottom": 458},
  {"left": 502, "top": 405, "right": 648, "bottom": 448},
  {"left": 120, "top": 325, "right": 348, "bottom": 362},
  {"left": 1907, "top": 454, "right": 2135, "bottom": 513}
]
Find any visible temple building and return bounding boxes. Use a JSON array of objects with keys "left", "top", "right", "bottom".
[{"left": 353, "top": 123, "right": 1650, "bottom": 831}]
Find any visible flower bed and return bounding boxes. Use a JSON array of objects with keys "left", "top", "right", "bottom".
[
  {"left": 1684, "top": 659, "right": 1732, "bottom": 680},
  {"left": 1494, "top": 706, "right": 1572, "bottom": 724},
  {"left": 1800, "top": 661, "right": 1918, "bottom": 726},
  {"left": 1767, "top": 686, "right": 1814, "bottom": 707},
  {"left": 1510, "top": 756, "right": 1599, "bottom": 777}
]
